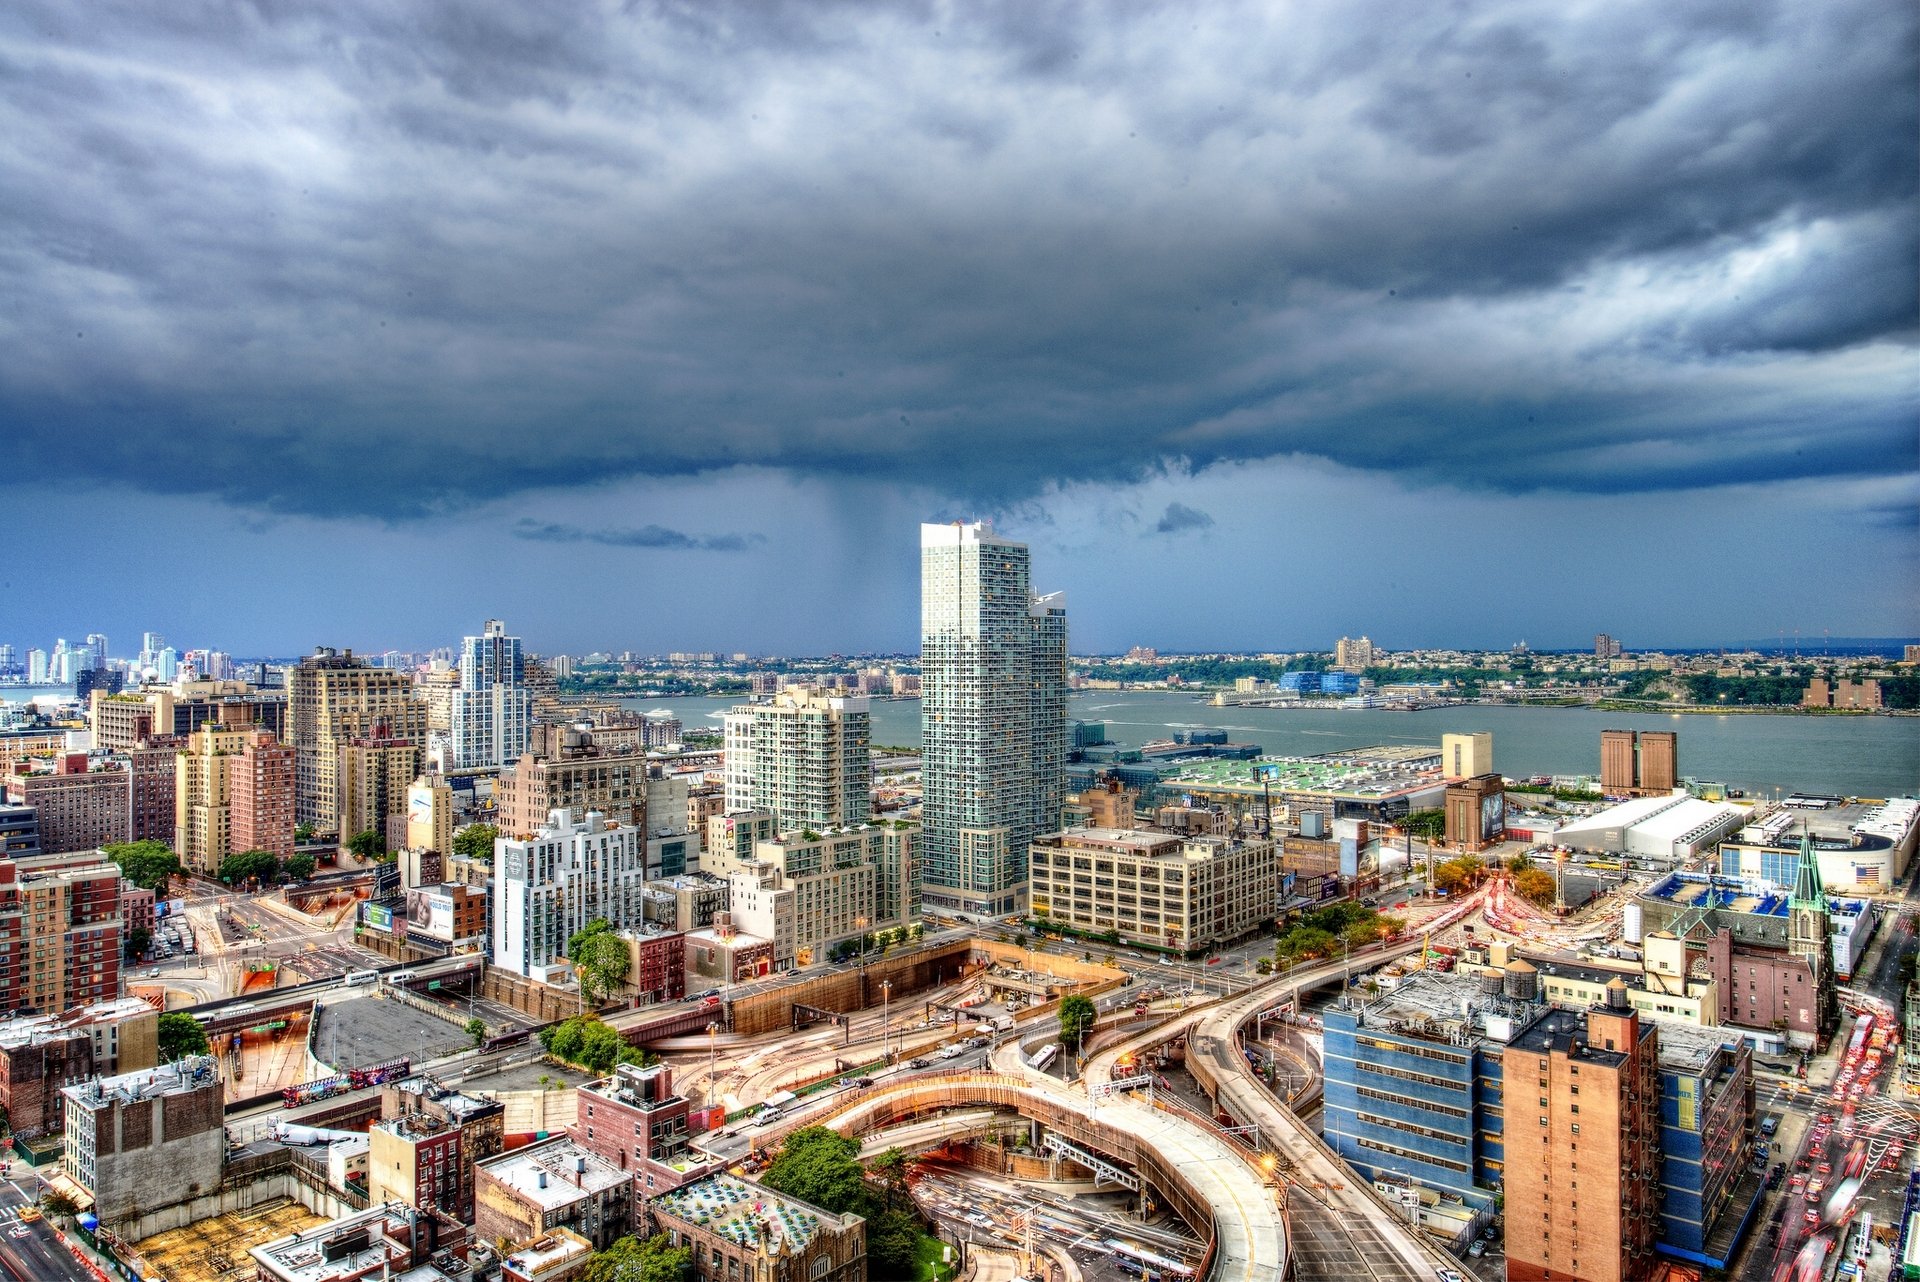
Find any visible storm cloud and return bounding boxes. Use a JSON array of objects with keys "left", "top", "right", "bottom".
[
  {"left": 0, "top": 0, "right": 1912, "bottom": 522},
  {"left": 512, "top": 519, "right": 763, "bottom": 553}
]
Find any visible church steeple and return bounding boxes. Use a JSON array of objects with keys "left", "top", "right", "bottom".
[{"left": 1790, "top": 833, "right": 1825, "bottom": 911}]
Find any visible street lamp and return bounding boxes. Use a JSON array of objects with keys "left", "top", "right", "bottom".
[
  {"left": 707, "top": 1022, "right": 720, "bottom": 1109},
  {"left": 880, "top": 980, "right": 892, "bottom": 1064}
]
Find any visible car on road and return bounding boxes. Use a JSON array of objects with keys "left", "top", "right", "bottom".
[
  {"left": 7, "top": 1226, "right": 26, "bottom": 1239},
  {"left": 907, "top": 1058, "right": 930, "bottom": 1069},
  {"left": 17, "top": 1208, "right": 40, "bottom": 1223},
  {"left": 1467, "top": 1241, "right": 1486, "bottom": 1258}
]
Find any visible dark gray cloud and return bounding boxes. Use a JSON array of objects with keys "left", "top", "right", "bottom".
[
  {"left": 513, "top": 519, "right": 762, "bottom": 553},
  {"left": 1153, "top": 503, "right": 1214, "bottom": 536},
  {"left": 0, "top": 0, "right": 1911, "bottom": 521}
]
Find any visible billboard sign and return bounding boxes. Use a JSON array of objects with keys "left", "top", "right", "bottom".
[
  {"left": 1252, "top": 764, "right": 1281, "bottom": 783},
  {"left": 363, "top": 903, "right": 394, "bottom": 932}
]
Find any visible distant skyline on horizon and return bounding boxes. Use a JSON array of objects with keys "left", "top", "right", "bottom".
[{"left": 1, "top": 4, "right": 1911, "bottom": 656}]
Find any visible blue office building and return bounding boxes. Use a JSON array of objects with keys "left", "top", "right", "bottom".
[{"left": 1323, "top": 966, "right": 1759, "bottom": 1265}]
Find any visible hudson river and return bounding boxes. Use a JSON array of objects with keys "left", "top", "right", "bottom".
[
  {"left": 6, "top": 685, "right": 1912, "bottom": 800},
  {"left": 623, "top": 692, "right": 1920, "bottom": 800}
]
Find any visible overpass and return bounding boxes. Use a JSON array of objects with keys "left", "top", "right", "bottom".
[
  {"left": 758, "top": 1070, "right": 1287, "bottom": 1282},
  {"left": 1083, "top": 901, "right": 1492, "bottom": 1281}
]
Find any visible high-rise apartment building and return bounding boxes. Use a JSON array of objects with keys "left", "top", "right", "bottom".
[
  {"left": 715, "top": 818, "right": 918, "bottom": 969},
  {"left": 449, "top": 619, "right": 531, "bottom": 769},
  {"left": 0, "top": 853, "right": 125, "bottom": 1014},
  {"left": 1501, "top": 1003, "right": 1663, "bottom": 1282},
  {"left": 1600, "top": 729, "right": 1678, "bottom": 797},
  {"left": 288, "top": 648, "right": 428, "bottom": 833},
  {"left": 723, "top": 686, "right": 871, "bottom": 832},
  {"left": 120, "top": 736, "right": 183, "bottom": 845},
  {"left": 493, "top": 809, "right": 647, "bottom": 980},
  {"left": 497, "top": 732, "right": 648, "bottom": 837},
  {"left": 231, "top": 732, "right": 297, "bottom": 862},
  {"left": 5, "top": 757, "right": 130, "bottom": 854},
  {"left": 337, "top": 722, "right": 423, "bottom": 853},
  {"left": 174, "top": 710, "right": 254, "bottom": 873},
  {"left": 919, "top": 521, "right": 1067, "bottom": 917},
  {"left": 1595, "top": 632, "right": 1624, "bottom": 659},
  {"left": 1333, "top": 635, "right": 1376, "bottom": 671}
]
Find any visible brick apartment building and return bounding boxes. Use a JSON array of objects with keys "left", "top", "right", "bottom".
[
  {"left": 60, "top": 1055, "right": 224, "bottom": 1226},
  {"left": 569, "top": 1062, "right": 709, "bottom": 1197},
  {"left": 5, "top": 755, "right": 130, "bottom": 854},
  {"left": 0, "top": 999, "right": 159, "bottom": 1139},
  {"left": 0, "top": 852, "right": 126, "bottom": 1014}
]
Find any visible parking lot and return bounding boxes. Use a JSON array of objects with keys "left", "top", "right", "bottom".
[{"left": 309, "top": 994, "right": 474, "bottom": 1071}]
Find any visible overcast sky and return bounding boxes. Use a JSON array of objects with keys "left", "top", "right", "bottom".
[{"left": 2, "top": 1, "right": 1914, "bottom": 658}]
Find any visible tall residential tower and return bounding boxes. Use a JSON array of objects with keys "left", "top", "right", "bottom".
[
  {"left": 919, "top": 521, "right": 1067, "bottom": 917},
  {"left": 722, "top": 685, "right": 871, "bottom": 832},
  {"left": 449, "top": 618, "right": 531, "bottom": 768}
]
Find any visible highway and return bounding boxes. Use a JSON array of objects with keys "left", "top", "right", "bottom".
[{"left": 1081, "top": 905, "right": 1488, "bottom": 1282}]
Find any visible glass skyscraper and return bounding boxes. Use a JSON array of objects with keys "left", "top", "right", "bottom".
[
  {"left": 919, "top": 521, "right": 1067, "bottom": 917},
  {"left": 450, "top": 618, "right": 532, "bottom": 769}
]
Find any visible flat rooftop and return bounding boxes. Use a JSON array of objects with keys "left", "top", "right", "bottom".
[
  {"left": 477, "top": 1138, "right": 627, "bottom": 1209},
  {"left": 653, "top": 1172, "right": 847, "bottom": 1252},
  {"left": 1158, "top": 748, "right": 1443, "bottom": 800},
  {"left": 64, "top": 1055, "right": 218, "bottom": 1108},
  {"left": 1643, "top": 872, "right": 1788, "bottom": 918}
]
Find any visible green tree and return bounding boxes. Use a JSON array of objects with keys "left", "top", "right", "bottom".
[
  {"left": 584, "top": 1234, "right": 692, "bottom": 1282},
  {"left": 453, "top": 823, "right": 499, "bottom": 861},
  {"left": 465, "top": 1017, "right": 488, "bottom": 1048},
  {"left": 157, "top": 1012, "right": 210, "bottom": 1062},
  {"left": 126, "top": 926, "right": 152, "bottom": 960},
  {"left": 573, "top": 928, "right": 632, "bottom": 1006},
  {"left": 1400, "top": 809, "right": 1446, "bottom": 843},
  {"left": 1057, "top": 994, "right": 1097, "bottom": 1052},
  {"left": 542, "top": 1016, "right": 588, "bottom": 1065},
  {"left": 865, "top": 1207, "right": 922, "bottom": 1280},
  {"left": 284, "top": 851, "right": 317, "bottom": 880},
  {"left": 347, "top": 830, "right": 385, "bottom": 860},
  {"left": 40, "top": 1189, "right": 78, "bottom": 1219},
  {"left": 869, "top": 1146, "right": 909, "bottom": 1211},
  {"left": 1505, "top": 853, "right": 1532, "bottom": 874},
  {"left": 294, "top": 823, "right": 315, "bottom": 842},
  {"left": 568, "top": 917, "right": 615, "bottom": 959},
  {"left": 104, "top": 840, "right": 181, "bottom": 892},
  {"left": 762, "top": 1127, "right": 867, "bottom": 1216},
  {"left": 218, "top": 848, "right": 280, "bottom": 887}
]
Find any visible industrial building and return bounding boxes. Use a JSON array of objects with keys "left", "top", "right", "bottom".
[
  {"left": 1717, "top": 797, "right": 1918, "bottom": 894},
  {"left": 1552, "top": 792, "right": 1746, "bottom": 865}
]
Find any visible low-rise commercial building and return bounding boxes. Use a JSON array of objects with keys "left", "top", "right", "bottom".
[
  {"left": 373, "top": 1075, "right": 504, "bottom": 1222},
  {"left": 1028, "top": 827, "right": 1275, "bottom": 952},
  {"left": 0, "top": 999, "right": 158, "bottom": 1140}
]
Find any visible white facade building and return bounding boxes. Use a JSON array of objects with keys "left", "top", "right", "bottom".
[
  {"left": 919, "top": 521, "right": 1067, "bottom": 917},
  {"left": 722, "top": 686, "right": 872, "bottom": 833},
  {"left": 449, "top": 618, "right": 531, "bottom": 769},
  {"left": 493, "top": 808, "right": 648, "bottom": 979}
]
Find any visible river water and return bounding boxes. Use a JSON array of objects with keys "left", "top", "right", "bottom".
[
  {"left": 621, "top": 691, "right": 1920, "bottom": 800},
  {"left": 10, "top": 683, "right": 1912, "bottom": 799}
]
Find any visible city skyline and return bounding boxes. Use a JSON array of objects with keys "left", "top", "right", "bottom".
[{"left": 0, "top": 3, "right": 1912, "bottom": 655}]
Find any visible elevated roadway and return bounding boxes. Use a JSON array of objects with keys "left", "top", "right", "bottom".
[
  {"left": 759, "top": 1071, "right": 1287, "bottom": 1282},
  {"left": 1082, "top": 923, "right": 1484, "bottom": 1282}
]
